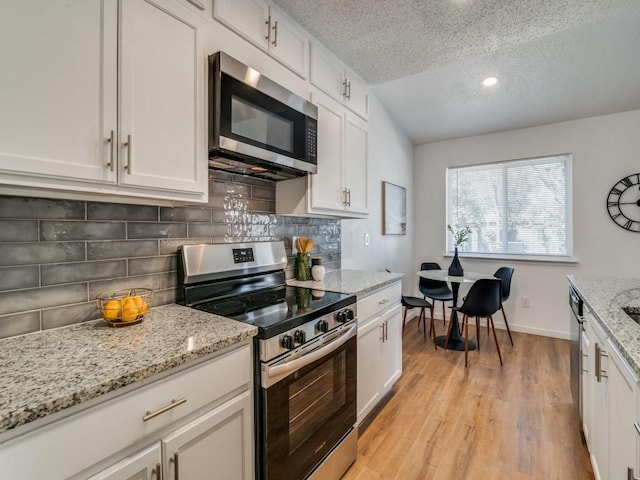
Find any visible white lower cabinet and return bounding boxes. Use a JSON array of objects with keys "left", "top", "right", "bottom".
[
  {"left": 88, "top": 444, "right": 161, "bottom": 480},
  {"left": 356, "top": 282, "right": 402, "bottom": 425},
  {"left": 584, "top": 311, "right": 639, "bottom": 480},
  {"left": 161, "top": 390, "right": 252, "bottom": 480},
  {"left": 89, "top": 391, "right": 252, "bottom": 480},
  {"left": 0, "top": 343, "right": 253, "bottom": 480}
]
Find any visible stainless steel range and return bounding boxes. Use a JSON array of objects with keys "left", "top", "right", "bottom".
[{"left": 179, "top": 241, "right": 357, "bottom": 480}]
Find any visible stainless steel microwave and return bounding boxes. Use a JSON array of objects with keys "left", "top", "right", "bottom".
[{"left": 208, "top": 52, "right": 318, "bottom": 181}]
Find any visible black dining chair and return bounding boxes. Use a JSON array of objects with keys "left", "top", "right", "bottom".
[
  {"left": 450, "top": 278, "right": 503, "bottom": 367},
  {"left": 419, "top": 262, "right": 454, "bottom": 328},
  {"left": 494, "top": 266, "right": 515, "bottom": 346},
  {"left": 401, "top": 295, "right": 436, "bottom": 348}
]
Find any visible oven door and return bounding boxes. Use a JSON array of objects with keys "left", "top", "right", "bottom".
[{"left": 258, "top": 324, "right": 357, "bottom": 480}]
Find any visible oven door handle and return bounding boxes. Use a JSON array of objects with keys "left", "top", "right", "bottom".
[{"left": 265, "top": 323, "right": 357, "bottom": 383}]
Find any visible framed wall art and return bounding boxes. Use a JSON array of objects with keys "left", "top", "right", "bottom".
[{"left": 382, "top": 181, "right": 406, "bottom": 235}]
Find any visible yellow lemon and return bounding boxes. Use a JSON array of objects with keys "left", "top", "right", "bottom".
[
  {"left": 131, "top": 295, "right": 149, "bottom": 314},
  {"left": 103, "top": 299, "right": 122, "bottom": 320},
  {"left": 121, "top": 297, "right": 139, "bottom": 322}
]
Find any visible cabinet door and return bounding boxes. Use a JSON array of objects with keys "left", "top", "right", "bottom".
[
  {"left": 119, "top": 0, "right": 206, "bottom": 197},
  {"left": 590, "top": 318, "right": 609, "bottom": 480},
  {"left": 580, "top": 326, "right": 591, "bottom": 446},
  {"left": 309, "top": 92, "right": 345, "bottom": 212},
  {"left": 213, "top": 0, "right": 269, "bottom": 51},
  {"left": 357, "top": 314, "right": 383, "bottom": 425},
  {"left": 162, "top": 390, "right": 253, "bottom": 480},
  {"left": 344, "top": 114, "right": 368, "bottom": 215},
  {"left": 379, "top": 304, "right": 403, "bottom": 392},
  {"left": 0, "top": 0, "right": 117, "bottom": 187},
  {"left": 88, "top": 443, "right": 161, "bottom": 480},
  {"left": 607, "top": 340, "right": 639, "bottom": 480},
  {"left": 309, "top": 43, "right": 344, "bottom": 101},
  {"left": 268, "top": 9, "right": 308, "bottom": 78}
]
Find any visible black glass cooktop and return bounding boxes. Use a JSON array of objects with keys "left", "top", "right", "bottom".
[{"left": 193, "top": 285, "right": 355, "bottom": 338}]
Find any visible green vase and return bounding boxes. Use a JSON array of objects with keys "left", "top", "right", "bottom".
[{"left": 295, "top": 253, "right": 311, "bottom": 281}]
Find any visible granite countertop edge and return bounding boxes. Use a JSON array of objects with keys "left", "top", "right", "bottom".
[
  {"left": 0, "top": 304, "right": 257, "bottom": 435},
  {"left": 568, "top": 275, "right": 640, "bottom": 376},
  {"left": 286, "top": 269, "right": 404, "bottom": 296}
]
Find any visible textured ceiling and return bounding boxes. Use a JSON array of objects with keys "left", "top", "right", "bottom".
[{"left": 271, "top": 0, "right": 640, "bottom": 144}]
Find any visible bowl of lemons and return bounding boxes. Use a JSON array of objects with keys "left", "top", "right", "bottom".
[{"left": 96, "top": 288, "right": 153, "bottom": 327}]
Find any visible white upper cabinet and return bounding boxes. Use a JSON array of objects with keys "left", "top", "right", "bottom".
[
  {"left": 118, "top": 0, "right": 207, "bottom": 199},
  {"left": 213, "top": 0, "right": 309, "bottom": 78},
  {"left": 0, "top": 1, "right": 117, "bottom": 186},
  {"left": 276, "top": 90, "right": 368, "bottom": 218},
  {"left": 0, "top": 0, "right": 208, "bottom": 204},
  {"left": 310, "top": 42, "right": 369, "bottom": 120}
]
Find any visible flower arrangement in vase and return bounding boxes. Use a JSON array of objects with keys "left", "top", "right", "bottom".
[{"left": 447, "top": 224, "right": 471, "bottom": 276}]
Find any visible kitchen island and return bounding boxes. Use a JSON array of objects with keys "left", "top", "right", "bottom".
[{"left": 569, "top": 275, "right": 640, "bottom": 375}]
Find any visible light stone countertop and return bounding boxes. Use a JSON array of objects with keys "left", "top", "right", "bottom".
[
  {"left": 287, "top": 269, "right": 404, "bottom": 296},
  {"left": 0, "top": 304, "right": 257, "bottom": 435},
  {"left": 568, "top": 275, "right": 640, "bottom": 376}
]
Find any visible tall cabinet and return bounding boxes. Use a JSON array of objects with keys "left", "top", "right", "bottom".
[{"left": 0, "top": 0, "right": 208, "bottom": 204}]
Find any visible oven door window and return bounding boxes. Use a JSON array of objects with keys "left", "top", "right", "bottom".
[
  {"left": 262, "top": 336, "right": 356, "bottom": 479},
  {"left": 220, "top": 73, "right": 310, "bottom": 161}
]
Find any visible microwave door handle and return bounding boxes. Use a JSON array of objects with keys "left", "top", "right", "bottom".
[{"left": 266, "top": 323, "right": 357, "bottom": 381}]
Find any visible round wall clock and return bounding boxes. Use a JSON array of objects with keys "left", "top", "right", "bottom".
[{"left": 607, "top": 173, "right": 640, "bottom": 232}]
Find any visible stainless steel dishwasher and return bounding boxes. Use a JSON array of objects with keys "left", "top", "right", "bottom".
[{"left": 569, "top": 285, "right": 584, "bottom": 427}]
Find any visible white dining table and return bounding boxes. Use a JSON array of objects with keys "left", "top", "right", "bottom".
[{"left": 417, "top": 269, "right": 494, "bottom": 351}]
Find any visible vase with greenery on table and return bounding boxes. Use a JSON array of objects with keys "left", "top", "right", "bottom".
[{"left": 447, "top": 224, "right": 471, "bottom": 276}]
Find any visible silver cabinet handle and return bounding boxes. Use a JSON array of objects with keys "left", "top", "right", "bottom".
[
  {"left": 635, "top": 421, "right": 640, "bottom": 437},
  {"left": 342, "top": 188, "right": 348, "bottom": 206},
  {"left": 342, "top": 79, "right": 349, "bottom": 98},
  {"left": 152, "top": 462, "right": 162, "bottom": 480},
  {"left": 170, "top": 452, "right": 180, "bottom": 480},
  {"left": 142, "top": 397, "right": 187, "bottom": 421},
  {"left": 346, "top": 80, "right": 351, "bottom": 100},
  {"left": 600, "top": 349, "right": 608, "bottom": 379},
  {"left": 378, "top": 299, "right": 390, "bottom": 305},
  {"left": 628, "top": 467, "right": 640, "bottom": 480},
  {"left": 265, "top": 15, "right": 271, "bottom": 41},
  {"left": 379, "top": 322, "right": 385, "bottom": 341},
  {"left": 272, "top": 20, "right": 278, "bottom": 46},
  {"left": 595, "top": 344, "right": 601, "bottom": 382},
  {"left": 346, "top": 188, "right": 351, "bottom": 206},
  {"left": 384, "top": 321, "right": 388, "bottom": 341},
  {"left": 123, "top": 134, "right": 132, "bottom": 174},
  {"left": 106, "top": 130, "right": 115, "bottom": 172}
]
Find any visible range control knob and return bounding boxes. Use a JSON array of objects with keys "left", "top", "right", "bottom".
[
  {"left": 281, "top": 334, "right": 294, "bottom": 350},
  {"left": 336, "top": 311, "right": 347, "bottom": 323},
  {"left": 346, "top": 309, "right": 355, "bottom": 320},
  {"left": 294, "top": 330, "right": 306, "bottom": 344},
  {"left": 316, "top": 319, "right": 329, "bottom": 333}
]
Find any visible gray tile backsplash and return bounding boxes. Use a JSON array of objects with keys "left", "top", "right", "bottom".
[{"left": 0, "top": 172, "right": 341, "bottom": 339}]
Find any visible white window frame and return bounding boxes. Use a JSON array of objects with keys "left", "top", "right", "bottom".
[{"left": 446, "top": 154, "right": 574, "bottom": 262}]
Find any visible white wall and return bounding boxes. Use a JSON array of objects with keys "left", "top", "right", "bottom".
[
  {"left": 341, "top": 95, "right": 414, "bottom": 292},
  {"left": 413, "top": 109, "right": 640, "bottom": 339}
]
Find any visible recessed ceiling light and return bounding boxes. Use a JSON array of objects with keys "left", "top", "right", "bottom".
[{"left": 482, "top": 76, "right": 499, "bottom": 87}]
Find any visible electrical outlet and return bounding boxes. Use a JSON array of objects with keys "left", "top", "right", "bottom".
[
  {"left": 364, "top": 233, "right": 370, "bottom": 246},
  {"left": 522, "top": 296, "right": 530, "bottom": 308}
]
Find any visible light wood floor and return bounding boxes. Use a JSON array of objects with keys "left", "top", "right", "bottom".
[{"left": 342, "top": 317, "right": 594, "bottom": 480}]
